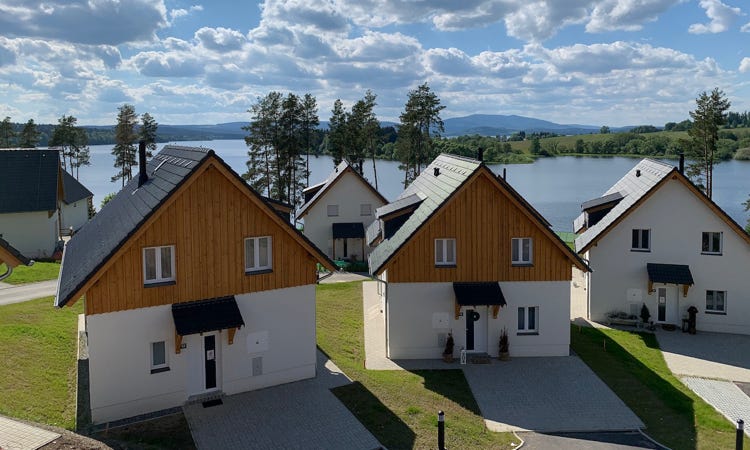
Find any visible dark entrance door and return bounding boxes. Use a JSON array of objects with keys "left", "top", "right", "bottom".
[
  {"left": 466, "top": 309, "right": 479, "bottom": 350},
  {"left": 204, "top": 335, "right": 217, "bottom": 390}
]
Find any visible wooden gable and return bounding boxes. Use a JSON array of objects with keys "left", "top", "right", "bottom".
[
  {"left": 385, "top": 169, "right": 578, "bottom": 283},
  {"left": 84, "top": 158, "right": 326, "bottom": 315}
]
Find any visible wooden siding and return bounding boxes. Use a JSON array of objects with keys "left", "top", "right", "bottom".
[
  {"left": 386, "top": 171, "right": 573, "bottom": 283},
  {"left": 85, "top": 161, "right": 318, "bottom": 315}
]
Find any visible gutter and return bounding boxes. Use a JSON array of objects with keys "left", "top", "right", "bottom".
[
  {"left": 0, "top": 259, "right": 34, "bottom": 282},
  {"left": 367, "top": 268, "right": 390, "bottom": 359}
]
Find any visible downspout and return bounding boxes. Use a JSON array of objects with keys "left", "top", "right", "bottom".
[
  {"left": 368, "top": 270, "right": 389, "bottom": 359},
  {"left": 0, "top": 265, "right": 12, "bottom": 282}
]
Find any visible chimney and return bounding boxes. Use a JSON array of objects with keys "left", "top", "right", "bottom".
[
  {"left": 502, "top": 168, "right": 507, "bottom": 180},
  {"left": 636, "top": 169, "right": 641, "bottom": 177},
  {"left": 477, "top": 147, "right": 484, "bottom": 162},
  {"left": 434, "top": 167, "right": 440, "bottom": 176},
  {"left": 138, "top": 140, "right": 148, "bottom": 187},
  {"left": 679, "top": 153, "right": 685, "bottom": 174}
]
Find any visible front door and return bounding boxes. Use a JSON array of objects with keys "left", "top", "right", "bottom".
[
  {"left": 204, "top": 334, "right": 217, "bottom": 390},
  {"left": 656, "top": 287, "right": 679, "bottom": 324},
  {"left": 465, "top": 308, "right": 487, "bottom": 352}
]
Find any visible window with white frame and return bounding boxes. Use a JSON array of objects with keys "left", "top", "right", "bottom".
[
  {"left": 434, "top": 238, "right": 456, "bottom": 266},
  {"left": 511, "top": 238, "right": 533, "bottom": 265},
  {"left": 360, "top": 203, "right": 372, "bottom": 216},
  {"left": 150, "top": 341, "right": 169, "bottom": 373},
  {"left": 143, "top": 245, "right": 175, "bottom": 285},
  {"left": 631, "top": 229, "right": 650, "bottom": 251},
  {"left": 705, "top": 290, "right": 726, "bottom": 313},
  {"left": 702, "top": 232, "right": 722, "bottom": 255},
  {"left": 327, "top": 204, "right": 339, "bottom": 217},
  {"left": 517, "top": 306, "right": 539, "bottom": 334},
  {"left": 245, "top": 236, "right": 272, "bottom": 272}
]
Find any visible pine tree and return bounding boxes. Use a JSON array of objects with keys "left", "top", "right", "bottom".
[
  {"left": 328, "top": 99, "right": 348, "bottom": 167},
  {"left": 139, "top": 112, "right": 158, "bottom": 157},
  {"left": 686, "top": 88, "right": 731, "bottom": 199},
  {"left": 19, "top": 119, "right": 41, "bottom": 148},
  {"left": 0, "top": 117, "right": 16, "bottom": 148},
  {"left": 244, "top": 92, "right": 283, "bottom": 197},
  {"left": 49, "top": 115, "right": 89, "bottom": 179},
  {"left": 396, "top": 83, "right": 445, "bottom": 186},
  {"left": 301, "top": 94, "right": 319, "bottom": 187},
  {"left": 348, "top": 91, "right": 380, "bottom": 187},
  {"left": 112, "top": 104, "right": 139, "bottom": 187}
]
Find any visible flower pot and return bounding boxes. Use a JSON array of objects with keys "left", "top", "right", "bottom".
[
  {"left": 499, "top": 351, "right": 510, "bottom": 361},
  {"left": 442, "top": 354, "right": 454, "bottom": 363}
]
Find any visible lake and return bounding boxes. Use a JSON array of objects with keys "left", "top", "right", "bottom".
[{"left": 78, "top": 140, "right": 750, "bottom": 232}]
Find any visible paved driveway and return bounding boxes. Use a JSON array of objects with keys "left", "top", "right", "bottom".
[
  {"left": 520, "top": 431, "right": 666, "bottom": 449},
  {"left": 655, "top": 328, "right": 750, "bottom": 382},
  {"left": 0, "top": 280, "right": 57, "bottom": 306},
  {"left": 183, "top": 351, "right": 382, "bottom": 450}
]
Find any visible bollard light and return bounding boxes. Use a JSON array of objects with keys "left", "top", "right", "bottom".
[
  {"left": 737, "top": 418, "right": 744, "bottom": 450},
  {"left": 438, "top": 410, "right": 445, "bottom": 450}
]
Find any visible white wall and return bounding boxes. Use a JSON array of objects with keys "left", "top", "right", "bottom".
[
  {"left": 587, "top": 178, "right": 750, "bottom": 334},
  {"left": 386, "top": 281, "right": 570, "bottom": 359},
  {"left": 302, "top": 171, "right": 385, "bottom": 261},
  {"left": 61, "top": 199, "right": 90, "bottom": 232},
  {"left": 86, "top": 284, "right": 316, "bottom": 423},
  {"left": 0, "top": 210, "right": 58, "bottom": 259}
]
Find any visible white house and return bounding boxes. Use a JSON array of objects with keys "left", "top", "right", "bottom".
[
  {"left": 575, "top": 158, "right": 750, "bottom": 334},
  {"left": 297, "top": 161, "right": 387, "bottom": 262},
  {"left": 368, "top": 154, "right": 589, "bottom": 359},
  {"left": 55, "top": 145, "right": 336, "bottom": 424},
  {"left": 0, "top": 149, "right": 92, "bottom": 259}
]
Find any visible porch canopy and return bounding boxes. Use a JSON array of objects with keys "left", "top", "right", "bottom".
[
  {"left": 646, "top": 263, "right": 694, "bottom": 297},
  {"left": 452, "top": 282, "right": 506, "bottom": 319},
  {"left": 171, "top": 296, "right": 244, "bottom": 353},
  {"left": 332, "top": 222, "right": 365, "bottom": 239}
]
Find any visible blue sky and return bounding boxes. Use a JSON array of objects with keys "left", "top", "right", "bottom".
[{"left": 0, "top": 0, "right": 748, "bottom": 127}]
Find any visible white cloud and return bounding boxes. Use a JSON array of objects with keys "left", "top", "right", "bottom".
[
  {"left": 195, "top": 27, "right": 247, "bottom": 52},
  {"left": 169, "top": 5, "right": 203, "bottom": 25},
  {"left": 587, "top": 0, "right": 682, "bottom": 33},
  {"left": 740, "top": 57, "right": 750, "bottom": 73},
  {"left": 336, "top": 31, "right": 421, "bottom": 62},
  {"left": 688, "top": 0, "right": 741, "bottom": 34},
  {"left": 130, "top": 51, "right": 204, "bottom": 77},
  {"left": 741, "top": 22, "right": 750, "bottom": 32}
]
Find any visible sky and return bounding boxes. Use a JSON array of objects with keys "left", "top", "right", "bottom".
[{"left": 0, "top": 0, "right": 748, "bottom": 127}]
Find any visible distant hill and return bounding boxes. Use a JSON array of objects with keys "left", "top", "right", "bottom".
[{"left": 441, "top": 114, "right": 629, "bottom": 137}]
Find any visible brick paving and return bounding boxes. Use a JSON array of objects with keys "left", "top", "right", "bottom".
[
  {"left": 655, "top": 329, "right": 750, "bottom": 382},
  {"left": 0, "top": 415, "right": 60, "bottom": 450},
  {"left": 183, "top": 351, "right": 382, "bottom": 450},
  {"left": 682, "top": 377, "right": 750, "bottom": 436}
]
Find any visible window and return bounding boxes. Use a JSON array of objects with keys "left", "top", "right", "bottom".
[
  {"left": 631, "top": 229, "right": 650, "bottom": 251},
  {"left": 517, "top": 307, "right": 539, "bottom": 334},
  {"left": 511, "top": 238, "right": 533, "bottom": 265},
  {"left": 143, "top": 245, "right": 175, "bottom": 285},
  {"left": 245, "top": 236, "right": 272, "bottom": 273},
  {"left": 702, "top": 232, "right": 722, "bottom": 255},
  {"left": 434, "top": 238, "right": 456, "bottom": 266},
  {"left": 360, "top": 203, "right": 372, "bottom": 216},
  {"left": 327, "top": 204, "right": 339, "bottom": 217},
  {"left": 150, "top": 341, "right": 169, "bottom": 373},
  {"left": 706, "top": 290, "right": 726, "bottom": 313}
]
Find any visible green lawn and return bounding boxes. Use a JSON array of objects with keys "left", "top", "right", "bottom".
[
  {"left": 0, "top": 297, "right": 81, "bottom": 429},
  {"left": 1, "top": 261, "right": 61, "bottom": 285},
  {"left": 317, "top": 282, "right": 518, "bottom": 449},
  {"left": 571, "top": 325, "right": 749, "bottom": 449}
]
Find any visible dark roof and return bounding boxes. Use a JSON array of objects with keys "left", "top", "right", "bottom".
[
  {"left": 296, "top": 161, "right": 387, "bottom": 218},
  {"left": 0, "top": 236, "right": 31, "bottom": 266},
  {"left": 647, "top": 263, "right": 694, "bottom": 285},
  {"left": 332, "top": 222, "right": 365, "bottom": 239},
  {"left": 172, "top": 296, "right": 244, "bottom": 335},
  {"left": 365, "top": 219, "right": 382, "bottom": 246},
  {"left": 576, "top": 159, "right": 674, "bottom": 252},
  {"left": 0, "top": 149, "right": 60, "bottom": 213},
  {"left": 453, "top": 282, "right": 506, "bottom": 306},
  {"left": 56, "top": 145, "right": 336, "bottom": 308},
  {"left": 61, "top": 170, "right": 93, "bottom": 204},
  {"left": 581, "top": 192, "right": 623, "bottom": 211},
  {"left": 375, "top": 192, "right": 425, "bottom": 219}
]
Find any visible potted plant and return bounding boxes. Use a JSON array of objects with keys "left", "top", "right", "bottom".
[
  {"left": 442, "top": 333, "right": 454, "bottom": 363},
  {"left": 640, "top": 303, "right": 651, "bottom": 327},
  {"left": 498, "top": 327, "right": 510, "bottom": 361}
]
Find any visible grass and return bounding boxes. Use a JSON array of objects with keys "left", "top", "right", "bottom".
[
  {"left": 317, "top": 281, "right": 518, "bottom": 449},
  {"left": 0, "top": 296, "right": 81, "bottom": 429},
  {"left": 0, "top": 261, "right": 61, "bottom": 284},
  {"left": 571, "top": 324, "right": 750, "bottom": 449}
]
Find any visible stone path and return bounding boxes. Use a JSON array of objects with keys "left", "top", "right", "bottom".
[
  {"left": 682, "top": 377, "right": 750, "bottom": 436},
  {"left": 183, "top": 350, "right": 382, "bottom": 450},
  {"left": 0, "top": 280, "right": 57, "bottom": 306},
  {"left": 0, "top": 415, "right": 60, "bottom": 450}
]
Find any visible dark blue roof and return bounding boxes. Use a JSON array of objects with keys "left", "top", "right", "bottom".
[
  {"left": 172, "top": 296, "right": 244, "bottom": 335},
  {"left": 61, "top": 170, "right": 93, "bottom": 204},
  {"left": 453, "top": 282, "right": 506, "bottom": 306},
  {"left": 0, "top": 149, "right": 60, "bottom": 213},
  {"left": 647, "top": 263, "right": 694, "bottom": 285}
]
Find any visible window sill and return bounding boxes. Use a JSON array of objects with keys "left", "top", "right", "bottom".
[
  {"left": 517, "top": 331, "right": 539, "bottom": 336},
  {"left": 245, "top": 268, "right": 273, "bottom": 276},
  {"left": 150, "top": 366, "right": 170, "bottom": 374},
  {"left": 435, "top": 264, "right": 457, "bottom": 268},
  {"left": 144, "top": 280, "right": 176, "bottom": 288},
  {"left": 704, "top": 311, "right": 727, "bottom": 315},
  {"left": 511, "top": 263, "right": 534, "bottom": 267},
  {"left": 701, "top": 252, "right": 722, "bottom": 256},
  {"left": 630, "top": 249, "right": 650, "bottom": 253}
]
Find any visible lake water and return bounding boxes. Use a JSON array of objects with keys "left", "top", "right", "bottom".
[{"left": 78, "top": 140, "right": 750, "bottom": 232}]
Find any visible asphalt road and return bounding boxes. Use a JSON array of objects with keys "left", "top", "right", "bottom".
[{"left": 0, "top": 279, "right": 57, "bottom": 305}]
